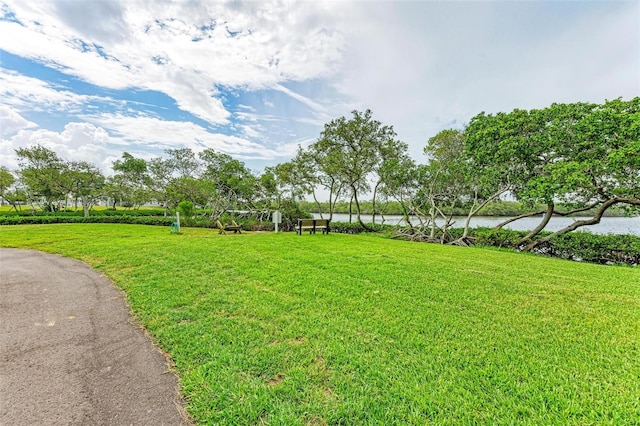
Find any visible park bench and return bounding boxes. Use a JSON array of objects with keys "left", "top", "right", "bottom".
[
  {"left": 297, "top": 218, "right": 330, "bottom": 235},
  {"left": 216, "top": 220, "right": 242, "bottom": 234}
]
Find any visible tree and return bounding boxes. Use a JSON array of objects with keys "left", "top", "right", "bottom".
[
  {"left": 165, "top": 147, "right": 199, "bottom": 178},
  {"left": 377, "top": 154, "right": 419, "bottom": 228},
  {"left": 147, "top": 157, "right": 174, "bottom": 216},
  {"left": 312, "top": 109, "right": 398, "bottom": 230},
  {"left": 111, "top": 152, "right": 151, "bottom": 208},
  {"left": 304, "top": 143, "right": 344, "bottom": 221},
  {"left": 0, "top": 166, "right": 15, "bottom": 206},
  {"left": 284, "top": 147, "right": 335, "bottom": 219},
  {"left": 66, "top": 161, "right": 105, "bottom": 217},
  {"left": 465, "top": 98, "right": 640, "bottom": 250},
  {"left": 199, "top": 148, "right": 257, "bottom": 211},
  {"left": 371, "top": 138, "right": 411, "bottom": 225},
  {"left": 15, "top": 145, "right": 67, "bottom": 212},
  {"left": 523, "top": 97, "right": 640, "bottom": 250}
]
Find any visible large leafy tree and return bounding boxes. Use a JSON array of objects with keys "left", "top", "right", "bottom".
[
  {"left": 66, "top": 161, "right": 105, "bottom": 217},
  {"left": 465, "top": 97, "right": 640, "bottom": 249},
  {"left": 165, "top": 147, "right": 200, "bottom": 178},
  {"left": 524, "top": 97, "right": 640, "bottom": 249},
  {"left": 311, "top": 109, "right": 399, "bottom": 230},
  {"left": 147, "top": 157, "right": 175, "bottom": 215},
  {"left": 199, "top": 148, "right": 258, "bottom": 215},
  {"left": 111, "top": 152, "right": 151, "bottom": 208},
  {"left": 417, "top": 129, "right": 472, "bottom": 240},
  {"left": 15, "top": 145, "right": 67, "bottom": 212},
  {"left": 371, "top": 138, "right": 411, "bottom": 225},
  {"left": 304, "top": 143, "right": 344, "bottom": 221}
]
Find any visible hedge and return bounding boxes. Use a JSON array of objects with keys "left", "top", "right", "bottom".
[
  {"left": 467, "top": 228, "right": 639, "bottom": 266},
  {"left": 0, "top": 215, "right": 175, "bottom": 226}
]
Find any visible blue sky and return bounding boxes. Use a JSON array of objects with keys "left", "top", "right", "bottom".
[{"left": 1, "top": 0, "right": 638, "bottom": 175}]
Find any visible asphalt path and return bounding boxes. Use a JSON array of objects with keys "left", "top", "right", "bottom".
[{"left": 0, "top": 248, "right": 190, "bottom": 425}]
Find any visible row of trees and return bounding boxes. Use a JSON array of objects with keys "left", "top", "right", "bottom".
[
  {"left": 275, "top": 98, "right": 639, "bottom": 249},
  {"left": 1, "top": 146, "right": 286, "bottom": 222},
  {"left": 2, "top": 97, "right": 638, "bottom": 249}
]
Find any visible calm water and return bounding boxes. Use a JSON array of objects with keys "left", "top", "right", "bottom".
[{"left": 313, "top": 213, "right": 640, "bottom": 236}]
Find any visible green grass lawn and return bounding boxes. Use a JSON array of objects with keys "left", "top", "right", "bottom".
[{"left": 1, "top": 224, "right": 639, "bottom": 425}]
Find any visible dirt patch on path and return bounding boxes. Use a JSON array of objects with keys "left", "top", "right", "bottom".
[{"left": 0, "top": 248, "right": 191, "bottom": 425}]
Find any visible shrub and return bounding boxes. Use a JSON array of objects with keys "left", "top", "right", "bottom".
[
  {"left": 473, "top": 228, "right": 529, "bottom": 248},
  {"left": 177, "top": 201, "right": 194, "bottom": 218},
  {"left": 545, "top": 232, "right": 640, "bottom": 265},
  {"left": 329, "top": 222, "right": 395, "bottom": 234},
  {"left": 0, "top": 215, "right": 174, "bottom": 226}
]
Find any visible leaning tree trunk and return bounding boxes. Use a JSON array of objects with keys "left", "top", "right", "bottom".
[
  {"left": 518, "top": 203, "right": 555, "bottom": 246},
  {"left": 495, "top": 209, "right": 546, "bottom": 230},
  {"left": 524, "top": 197, "right": 640, "bottom": 252},
  {"left": 450, "top": 186, "right": 511, "bottom": 246},
  {"left": 311, "top": 190, "right": 324, "bottom": 219}
]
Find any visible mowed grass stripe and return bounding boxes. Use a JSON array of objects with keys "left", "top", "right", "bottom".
[{"left": 1, "top": 224, "right": 638, "bottom": 425}]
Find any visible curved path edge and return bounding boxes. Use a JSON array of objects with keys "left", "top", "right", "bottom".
[{"left": 0, "top": 248, "right": 191, "bottom": 425}]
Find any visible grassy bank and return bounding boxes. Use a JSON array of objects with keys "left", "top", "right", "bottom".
[{"left": 1, "top": 224, "right": 638, "bottom": 424}]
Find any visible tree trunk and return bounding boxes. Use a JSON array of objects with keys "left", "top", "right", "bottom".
[
  {"left": 82, "top": 197, "right": 89, "bottom": 217},
  {"left": 495, "top": 209, "right": 546, "bottom": 230},
  {"left": 517, "top": 203, "right": 554, "bottom": 245},
  {"left": 462, "top": 190, "right": 503, "bottom": 239},
  {"left": 327, "top": 186, "right": 334, "bottom": 221},
  {"left": 524, "top": 197, "right": 640, "bottom": 251},
  {"left": 311, "top": 190, "right": 324, "bottom": 219},
  {"left": 351, "top": 184, "right": 373, "bottom": 231},
  {"left": 371, "top": 182, "right": 379, "bottom": 226},
  {"left": 429, "top": 197, "right": 437, "bottom": 240}
]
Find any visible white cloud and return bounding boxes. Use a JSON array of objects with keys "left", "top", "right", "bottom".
[
  {"left": 0, "top": 122, "right": 113, "bottom": 173},
  {"left": 331, "top": 1, "right": 640, "bottom": 159},
  {"left": 0, "top": 0, "right": 347, "bottom": 126},
  {"left": 0, "top": 105, "right": 37, "bottom": 136},
  {"left": 1, "top": 0, "right": 638, "bottom": 173},
  {"left": 84, "top": 113, "right": 290, "bottom": 160},
  {"left": 0, "top": 69, "right": 108, "bottom": 113},
  {"left": 273, "top": 84, "right": 327, "bottom": 116}
]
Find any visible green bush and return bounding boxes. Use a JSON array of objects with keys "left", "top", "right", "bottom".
[
  {"left": 546, "top": 232, "right": 640, "bottom": 265},
  {"left": 0, "top": 215, "right": 174, "bottom": 226},
  {"left": 177, "top": 201, "right": 194, "bottom": 218},
  {"left": 473, "top": 227, "right": 530, "bottom": 248},
  {"left": 0, "top": 208, "right": 166, "bottom": 217},
  {"left": 329, "top": 221, "right": 395, "bottom": 234}
]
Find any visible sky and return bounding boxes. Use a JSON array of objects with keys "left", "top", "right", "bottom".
[{"left": 1, "top": 0, "right": 639, "bottom": 176}]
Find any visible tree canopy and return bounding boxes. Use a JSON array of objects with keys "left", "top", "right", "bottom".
[{"left": 6, "top": 98, "right": 638, "bottom": 245}]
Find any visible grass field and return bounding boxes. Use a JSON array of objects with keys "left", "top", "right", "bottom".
[{"left": 1, "top": 224, "right": 639, "bottom": 425}]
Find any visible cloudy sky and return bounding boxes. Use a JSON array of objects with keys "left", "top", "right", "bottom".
[{"left": 1, "top": 0, "right": 638, "bottom": 175}]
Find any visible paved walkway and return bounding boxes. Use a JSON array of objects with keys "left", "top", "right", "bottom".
[{"left": 0, "top": 248, "right": 190, "bottom": 425}]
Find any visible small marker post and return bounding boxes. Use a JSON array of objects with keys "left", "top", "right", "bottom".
[{"left": 273, "top": 211, "right": 281, "bottom": 233}]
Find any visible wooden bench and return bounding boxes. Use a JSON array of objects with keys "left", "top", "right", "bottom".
[
  {"left": 297, "top": 219, "right": 330, "bottom": 235},
  {"left": 216, "top": 220, "right": 242, "bottom": 234},
  {"left": 314, "top": 219, "right": 330, "bottom": 234}
]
